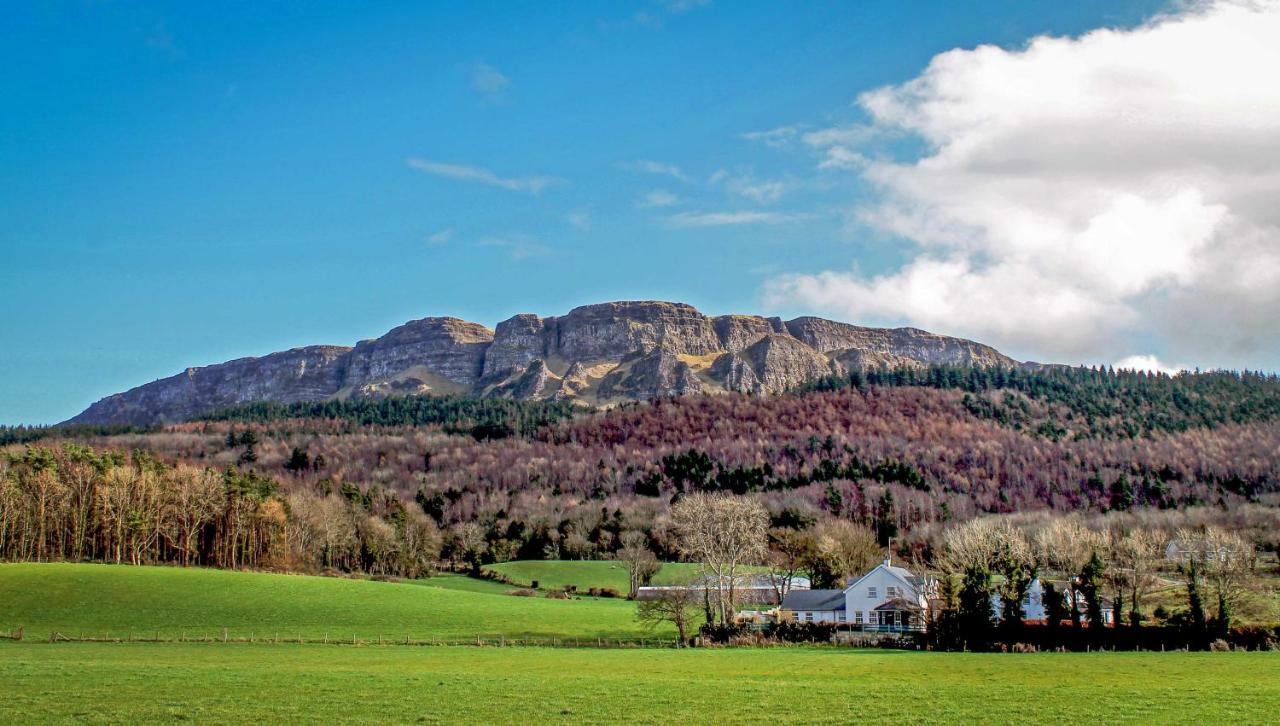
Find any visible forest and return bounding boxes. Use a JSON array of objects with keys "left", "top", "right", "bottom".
[{"left": 1, "top": 366, "right": 1277, "bottom": 581}]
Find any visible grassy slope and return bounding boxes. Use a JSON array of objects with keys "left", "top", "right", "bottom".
[
  {"left": 483, "top": 560, "right": 707, "bottom": 593},
  {"left": 0, "top": 563, "right": 665, "bottom": 640},
  {"left": 2, "top": 644, "right": 1277, "bottom": 723}
]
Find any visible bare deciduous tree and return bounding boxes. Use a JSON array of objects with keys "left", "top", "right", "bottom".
[
  {"left": 671, "top": 493, "right": 768, "bottom": 626},
  {"left": 635, "top": 578, "right": 699, "bottom": 645},
  {"left": 617, "top": 530, "right": 660, "bottom": 599}
]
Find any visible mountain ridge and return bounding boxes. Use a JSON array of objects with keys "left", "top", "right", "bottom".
[{"left": 68, "top": 300, "right": 1017, "bottom": 426}]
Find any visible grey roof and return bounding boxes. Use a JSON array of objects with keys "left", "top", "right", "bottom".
[{"left": 780, "top": 589, "right": 845, "bottom": 611}]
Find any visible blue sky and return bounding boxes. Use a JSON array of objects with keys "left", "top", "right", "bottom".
[{"left": 0, "top": 0, "right": 1239, "bottom": 424}]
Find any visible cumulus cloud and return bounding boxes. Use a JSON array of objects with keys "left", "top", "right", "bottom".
[
  {"left": 407, "top": 159, "right": 560, "bottom": 194},
  {"left": 1114, "top": 354, "right": 1187, "bottom": 375},
  {"left": 767, "top": 0, "right": 1280, "bottom": 368}
]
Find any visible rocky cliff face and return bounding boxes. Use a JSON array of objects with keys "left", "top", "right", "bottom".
[{"left": 68, "top": 301, "right": 1019, "bottom": 425}]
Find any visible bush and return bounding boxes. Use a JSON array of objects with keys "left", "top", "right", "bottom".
[
  {"left": 506, "top": 588, "right": 538, "bottom": 597},
  {"left": 545, "top": 589, "right": 571, "bottom": 599},
  {"left": 770, "top": 621, "right": 838, "bottom": 644},
  {"left": 587, "top": 587, "right": 621, "bottom": 598}
]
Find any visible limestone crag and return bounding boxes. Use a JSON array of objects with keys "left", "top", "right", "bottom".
[{"left": 68, "top": 300, "right": 1021, "bottom": 425}]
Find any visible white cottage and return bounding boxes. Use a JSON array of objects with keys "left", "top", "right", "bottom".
[{"left": 779, "top": 558, "right": 934, "bottom": 631}]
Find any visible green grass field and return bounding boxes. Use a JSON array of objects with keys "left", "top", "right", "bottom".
[
  {"left": 1, "top": 643, "right": 1276, "bottom": 723},
  {"left": 483, "top": 559, "right": 706, "bottom": 593},
  {"left": 0, "top": 563, "right": 669, "bottom": 641}
]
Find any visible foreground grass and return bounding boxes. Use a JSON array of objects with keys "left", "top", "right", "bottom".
[
  {"left": 0, "top": 563, "right": 663, "bottom": 641},
  {"left": 1, "top": 643, "right": 1276, "bottom": 724}
]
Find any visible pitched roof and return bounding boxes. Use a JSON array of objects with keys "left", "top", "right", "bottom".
[
  {"left": 780, "top": 589, "right": 845, "bottom": 611},
  {"left": 873, "top": 597, "right": 924, "bottom": 612}
]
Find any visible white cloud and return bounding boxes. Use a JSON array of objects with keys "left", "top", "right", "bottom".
[
  {"left": 476, "top": 234, "right": 550, "bottom": 260},
  {"left": 622, "top": 160, "right": 691, "bottom": 183},
  {"left": 712, "top": 170, "right": 791, "bottom": 204},
  {"left": 742, "top": 125, "right": 802, "bottom": 148},
  {"left": 638, "top": 189, "right": 680, "bottom": 208},
  {"left": 661, "top": 0, "right": 711, "bottom": 13},
  {"left": 407, "top": 158, "right": 560, "bottom": 194},
  {"left": 471, "top": 62, "right": 509, "bottom": 97},
  {"left": 1114, "top": 354, "right": 1187, "bottom": 375},
  {"left": 668, "top": 210, "right": 807, "bottom": 228},
  {"left": 426, "top": 228, "right": 453, "bottom": 246},
  {"left": 568, "top": 209, "right": 592, "bottom": 231},
  {"left": 767, "top": 0, "right": 1280, "bottom": 368}
]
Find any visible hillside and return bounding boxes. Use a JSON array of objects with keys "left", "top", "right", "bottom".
[
  {"left": 68, "top": 301, "right": 1013, "bottom": 426},
  {"left": 0, "top": 563, "right": 668, "bottom": 641}
]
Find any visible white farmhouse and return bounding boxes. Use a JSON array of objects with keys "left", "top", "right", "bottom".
[{"left": 779, "top": 557, "right": 934, "bottom": 631}]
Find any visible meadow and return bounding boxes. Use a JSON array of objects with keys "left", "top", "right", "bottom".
[
  {"left": 1, "top": 643, "right": 1276, "bottom": 723},
  {"left": 0, "top": 563, "right": 669, "bottom": 642},
  {"left": 483, "top": 559, "right": 706, "bottom": 593},
  {"left": 3, "top": 563, "right": 1278, "bottom": 723}
]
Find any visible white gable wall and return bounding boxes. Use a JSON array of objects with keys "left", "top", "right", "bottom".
[{"left": 842, "top": 564, "right": 925, "bottom": 625}]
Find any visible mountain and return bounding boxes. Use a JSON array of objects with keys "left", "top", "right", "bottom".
[{"left": 68, "top": 301, "right": 1015, "bottom": 426}]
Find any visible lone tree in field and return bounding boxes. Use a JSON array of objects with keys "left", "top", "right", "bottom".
[
  {"left": 617, "top": 530, "right": 661, "bottom": 599},
  {"left": 671, "top": 493, "right": 768, "bottom": 626},
  {"left": 636, "top": 578, "right": 699, "bottom": 646}
]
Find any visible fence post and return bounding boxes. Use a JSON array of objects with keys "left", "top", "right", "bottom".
[{"left": 223, "top": 628, "right": 228, "bottom": 644}]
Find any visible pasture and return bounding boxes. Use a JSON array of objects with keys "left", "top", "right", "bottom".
[
  {"left": 1, "top": 643, "right": 1276, "bottom": 723},
  {"left": 483, "top": 559, "right": 705, "bottom": 593},
  {"left": 0, "top": 563, "right": 669, "bottom": 642}
]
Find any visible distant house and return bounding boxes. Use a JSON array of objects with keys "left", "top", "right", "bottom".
[
  {"left": 1164, "top": 538, "right": 1238, "bottom": 565},
  {"left": 778, "top": 558, "right": 934, "bottom": 631},
  {"left": 636, "top": 573, "right": 810, "bottom": 605}
]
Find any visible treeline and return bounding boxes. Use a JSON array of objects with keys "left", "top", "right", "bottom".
[
  {"left": 0, "top": 424, "right": 153, "bottom": 447},
  {"left": 800, "top": 364, "right": 1280, "bottom": 439},
  {"left": 0, "top": 444, "right": 441, "bottom": 577},
  {"left": 200, "top": 395, "right": 581, "bottom": 439}
]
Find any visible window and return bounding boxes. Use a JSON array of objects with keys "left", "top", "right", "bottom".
[
  {"left": 868, "top": 612, "right": 878, "bottom": 625},
  {"left": 854, "top": 612, "right": 863, "bottom": 624},
  {"left": 867, "top": 587, "right": 877, "bottom": 599},
  {"left": 837, "top": 611, "right": 846, "bottom": 622},
  {"left": 887, "top": 586, "right": 898, "bottom": 598},
  {"left": 804, "top": 612, "right": 813, "bottom": 622}
]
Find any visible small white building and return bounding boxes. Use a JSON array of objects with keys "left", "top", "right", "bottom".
[
  {"left": 636, "top": 573, "right": 810, "bottom": 605},
  {"left": 779, "top": 558, "right": 934, "bottom": 631}
]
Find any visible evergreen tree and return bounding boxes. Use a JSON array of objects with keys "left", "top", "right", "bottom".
[
  {"left": 1109, "top": 474, "right": 1135, "bottom": 511},
  {"left": 1079, "top": 552, "right": 1105, "bottom": 630},
  {"left": 958, "top": 564, "right": 994, "bottom": 650},
  {"left": 875, "top": 489, "right": 898, "bottom": 547}
]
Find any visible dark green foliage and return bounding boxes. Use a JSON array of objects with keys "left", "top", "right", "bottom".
[
  {"left": 1109, "top": 474, "right": 1135, "bottom": 511},
  {"left": 201, "top": 395, "right": 580, "bottom": 438},
  {"left": 958, "top": 565, "right": 994, "bottom": 649},
  {"left": 1080, "top": 552, "right": 1106, "bottom": 630},
  {"left": 1043, "top": 582, "right": 1066, "bottom": 629},
  {"left": 0, "top": 424, "right": 152, "bottom": 446},
  {"left": 284, "top": 447, "right": 311, "bottom": 472},
  {"left": 875, "top": 489, "right": 898, "bottom": 547},
  {"left": 800, "top": 364, "right": 1280, "bottom": 440}
]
